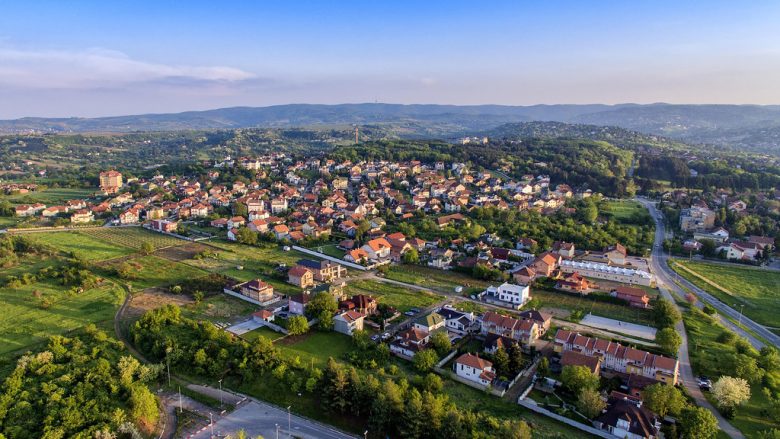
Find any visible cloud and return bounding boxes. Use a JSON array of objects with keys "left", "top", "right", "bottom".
[{"left": 0, "top": 46, "right": 255, "bottom": 89}]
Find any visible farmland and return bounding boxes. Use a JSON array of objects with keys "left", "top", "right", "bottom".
[
  {"left": 346, "top": 279, "right": 444, "bottom": 312},
  {"left": 28, "top": 231, "right": 133, "bottom": 261},
  {"left": 671, "top": 260, "right": 780, "bottom": 328},
  {"left": 102, "top": 255, "right": 209, "bottom": 292},
  {"left": 81, "top": 226, "right": 185, "bottom": 250},
  {"left": 532, "top": 288, "right": 655, "bottom": 326},
  {"left": 383, "top": 265, "right": 491, "bottom": 295},
  {"left": 0, "top": 187, "right": 95, "bottom": 205}
]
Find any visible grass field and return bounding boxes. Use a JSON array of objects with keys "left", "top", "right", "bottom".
[
  {"left": 671, "top": 260, "right": 780, "bottom": 328},
  {"left": 103, "top": 255, "right": 209, "bottom": 292},
  {"left": 383, "top": 265, "right": 491, "bottom": 294},
  {"left": 533, "top": 288, "right": 655, "bottom": 326},
  {"left": 276, "top": 331, "right": 354, "bottom": 367},
  {"left": 685, "top": 308, "right": 780, "bottom": 437},
  {"left": 0, "top": 187, "right": 95, "bottom": 205},
  {"left": 0, "top": 278, "right": 124, "bottom": 358},
  {"left": 601, "top": 200, "right": 649, "bottom": 223},
  {"left": 29, "top": 231, "right": 134, "bottom": 261},
  {"left": 181, "top": 294, "right": 257, "bottom": 323},
  {"left": 242, "top": 326, "right": 284, "bottom": 342},
  {"left": 82, "top": 227, "right": 186, "bottom": 250},
  {"left": 0, "top": 216, "right": 22, "bottom": 229},
  {"left": 346, "top": 279, "right": 444, "bottom": 312}
]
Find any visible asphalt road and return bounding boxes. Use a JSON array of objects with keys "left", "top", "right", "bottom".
[{"left": 637, "top": 197, "right": 774, "bottom": 349}]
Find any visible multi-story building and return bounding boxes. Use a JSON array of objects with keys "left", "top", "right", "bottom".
[
  {"left": 560, "top": 260, "right": 653, "bottom": 287},
  {"left": 99, "top": 170, "right": 123, "bottom": 194},
  {"left": 480, "top": 311, "right": 538, "bottom": 347},
  {"left": 679, "top": 206, "right": 716, "bottom": 232}
]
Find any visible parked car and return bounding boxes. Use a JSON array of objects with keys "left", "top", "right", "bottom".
[
  {"left": 370, "top": 334, "right": 380, "bottom": 342},
  {"left": 381, "top": 332, "right": 392, "bottom": 341}
]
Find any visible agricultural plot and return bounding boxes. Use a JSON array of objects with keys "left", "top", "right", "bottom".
[
  {"left": 275, "top": 331, "right": 354, "bottom": 367},
  {"left": 383, "top": 265, "right": 491, "bottom": 294},
  {"left": 0, "top": 279, "right": 124, "bottom": 358},
  {"left": 28, "top": 231, "right": 133, "bottom": 261},
  {"left": 532, "top": 288, "right": 654, "bottom": 326},
  {"left": 181, "top": 294, "right": 257, "bottom": 323},
  {"left": 672, "top": 260, "right": 780, "bottom": 328},
  {"left": 82, "top": 227, "right": 184, "bottom": 250},
  {"left": 103, "top": 255, "right": 208, "bottom": 292},
  {"left": 1, "top": 187, "right": 95, "bottom": 206},
  {"left": 346, "top": 279, "right": 444, "bottom": 312}
]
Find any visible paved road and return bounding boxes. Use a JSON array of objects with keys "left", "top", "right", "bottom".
[
  {"left": 187, "top": 386, "right": 355, "bottom": 439},
  {"left": 639, "top": 198, "right": 744, "bottom": 439},
  {"left": 637, "top": 197, "right": 771, "bottom": 350}
]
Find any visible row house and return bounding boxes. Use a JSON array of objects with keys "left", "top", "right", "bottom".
[{"left": 480, "top": 311, "right": 538, "bottom": 348}]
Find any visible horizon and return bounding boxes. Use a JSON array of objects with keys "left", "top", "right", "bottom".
[{"left": 2, "top": 1, "right": 780, "bottom": 118}]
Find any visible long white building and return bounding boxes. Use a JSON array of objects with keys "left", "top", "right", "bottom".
[{"left": 560, "top": 260, "right": 653, "bottom": 287}]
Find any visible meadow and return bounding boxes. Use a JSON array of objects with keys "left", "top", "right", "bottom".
[
  {"left": 383, "top": 265, "right": 491, "bottom": 295},
  {"left": 346, "top": 279, "right": 444, "bottom": 312},
  {"left": 0, "top": 187, "right": 95, "bottom": 205},
  {"left": 28, "top": 231, "right": 133, "bottom": 261},
  {"left": 82, "top": 227, "right": 185, "bottom": 250},
  {"left": 102, "top": 255, "right": 209, "bottom": 292}
]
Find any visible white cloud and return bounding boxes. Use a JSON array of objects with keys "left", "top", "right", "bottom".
[{"left": 0, "top": 46, "right": 255, "bottom": 89}]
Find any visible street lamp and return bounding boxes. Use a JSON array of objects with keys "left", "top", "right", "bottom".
[
  {"left": 209, "top": 412, "right": 214, "bottom": 439},
  {"left": 364, "top": 430, "right": 369, "bottom": 439},
  {"left": 276, "top": 424, "right": 280, "bottom": 439},
  {"left": 735, "top": 303, "right": 745, "bottom": 326},
  {"left": 287, "top": 405, "right": 291, "bottom": 438},
  {"left": 218, "top": 379, "right": 223, "bottom": 408}
]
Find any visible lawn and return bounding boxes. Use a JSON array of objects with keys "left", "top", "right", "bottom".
[
  {"left": 82, "top": 227, "right": 185, "bottom": 250},
  {"left": 28, "top": 231, "right": 134, "bottom": 261},
  {"left": 601, "top": 200, "right": 650, "bottom": 223},
  {"left": 0, "top": 216, "right": 22, "bottom": 229},
  {"left": 242, "top": 326, "right": 284, "bottom": 342},
  {"left": 309, "top": 243, "right": 345, "bottom": 259},
  {"left": 102, "top": 255, "right": 209, "bottom": 292},
  {"left": 0, "top": 187, "right": 95, "bottom": 205},
  {"left": 533, "top": 288, "right": 655, "bottom": 326},
  {"left": 671, "top": 260, "right": 780, "bottom": 328},
  {"left": 181, "top": 294, "right": 257, "bottom": 323},
  {"left": 0, "top": 278, "right": 125, "bottom": 358},
  {"left": 383, "top": 265, "right": 491, "bottom": 295},
  {"left": 684, "top": 308, "right": 780, "bottom": 437},
  {"left": 276, "top": 331, "right": 354, "bottom": 368},
  {"left": 346, "top": 279, "right": 444, "bottom": 312}
]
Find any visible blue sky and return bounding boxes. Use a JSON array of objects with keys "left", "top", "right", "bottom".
[{"left": 1, "top": 1, "right": 779, "bottom": 118}]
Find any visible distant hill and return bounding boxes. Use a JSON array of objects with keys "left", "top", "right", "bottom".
[{"left": 2, "top": 103, "right": 780, "bottom": 154}]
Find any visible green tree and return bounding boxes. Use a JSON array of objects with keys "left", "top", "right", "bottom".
[
  {"left": 731, "top": 353, "right": 765, "bottom": 384},
  {"left": 422, "top": 373, "right": 443, "bottom": 393},
  {"left": 400, "top": 388, "right": 425, "bottom": 438},
  {"left": 140, "top": 241, "right": 155, "bottom": 255},
  {"left": 561, "top": 365, "right": 599, "bottom": 394},
  {"left": 493, "top": 347, "right": 511, "bottom": 378},
  {"left": 680, "top": 406, "right": 719, "bottom": 439},
  {"left": 129, "top": 384, "right": 160, "bottom": 426},
  {"left": 288, "top": 315, "right": 309, "bottom": 336},
  {"left": 236, "top": 227, "right": 258, "bottom": 245},
  {"left": 306, "top": 293, "right": 338, "bottom": 330},
  {"left": 655, "top": 327, "right": 682, "bottom": 355},
  {"left": 402, "top": 248, "right": 420, "bottom": 264},
  {"left": 712, "top": 376, "right": 751, "bottom": 415},
  {"left": 759, "top": 346, "right": 780, "bottom": 373},
  {"left": 577, "top": 388, "right": 606, "bottom": 419},
  {"left": 653, "top": 299, "right": 682, "bottom": 329},
  {"left": 643, "top": 383, "right": 686, "bottom": 417},
  {"left": 412, "top": 349, "right": 439, "bottom": 373},
  {"left": 428, "top": 330, "right": 451, "bottom": 357},
  {"left": 537, "top": 357, "right": 550, "bottom": 378},
  {"left": 508, "top": 343, "right": 523, "bottom": 374}
]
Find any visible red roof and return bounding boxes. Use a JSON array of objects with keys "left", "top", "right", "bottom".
[{"left": 455, "top": 353, "right": 493, "bottom": 371}]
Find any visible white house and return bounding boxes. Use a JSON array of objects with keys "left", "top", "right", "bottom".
[
  {"left": 453, "top": 353, "right": 495, "bottom": 388},
  {"left": 483, "top": 283, "right": 530, "bottom": 306},
  {"left": 436, "top": 306, "right": 475, "bottom": 333},
  {"left": 334, "top": 310, "right": 365, "bottom": 335}
]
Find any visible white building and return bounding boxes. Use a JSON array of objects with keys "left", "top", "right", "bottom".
[
  {"left": 560, "top": 260, "right": 653, "bottom": 287},
  {"left": 483, "top": 283, "right": 531, "bottom": 306},
  {"left": 334, "top": 311, "right": 364, "bottom": 336},
  {"left": 453, "top": 353, "right": 495, "bottom": 388}
]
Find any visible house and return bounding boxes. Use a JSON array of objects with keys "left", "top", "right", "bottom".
[
  {"left": 749, "top": 235, "right": 775, "bottom": 251},
  {"left": 436, "top": 306, "right": 475, "bottom": 333},
  {"left": 594, "top": 400, "right": 660, "bottom": 439},
  {"left": 530, "top": 252, "right": 560, "bottom": 277},
  {"left": 70, "top": 209, "right": 94, "bottom": 223},
  {"left": 99, "top": 170, "right": 123, "bottom": 194},
  {"left": 453, "top": 353, "right": 495, "bottom": 388},
  {"left": 428, "top": 248, "right": 455, "bottom": 269},
  {"left": 228, "top": 216, "right": 246, "bottom": 229},
  {"left": 361, "top": 238, "right": 392, "bottom": 261},
  {"left": 717, "top": 242, "right": 761, "bottom": 261},
  {"left": 344, "top": 248, "right": 369, "bottom": 264},
  {"left": 561, "top": 350, "right": 601, "bottom": 374},
  {"left": 334, "top": 310, "right": 365, "bottom": 335},
  {"left": 556, "top": 272, "right": 590, "bottom": 294},
  {"left": 119, "top": 209, "right": 140, "bottom": 224},
  {"left": 289, "top": 293, "right": 311, "bottom": 315},
  {"left": 604, "top": 243, "right": 628, "bottom": 265},
  {"left": 483, "top": 333, "right": 518, "bottom": 355},
  {"left": 248, "top": 219, "right": 269, "bottom": 233},
  {"left": 288, "top": 265, "right": 315, "bottom": 288},
  {"left": 437, "top": 213, "right": 469, "bottom": 229},
  {"left": 150, "top": 219, "right": 178, "bottom": 233},
  {"left": 390, "top": 327, "right": 430, "bottom": 357},
  {"left": 517, "top": 309, "right": 552, "bottom": 336},
  {"left": 554, "top": 330, "right": 679, "bottom": 385},
  {"left": 237, "top": 279, "right": 274, "bottom": 303},
  {"left": 482, "top": 282, "right": 531, "bottom": 307},
  {"left": 512, "top": 266, "right": 536, "bottom": 284},
  {"left": 252, "top": 310, "right": 275, "bottom": 323},
  {"left": 413, "top": 312, "right": 446, "bottom": 333},
  {"left": 552, "top": 241, "right": 575, "bottom": 258},
  {"left": 679, "top": 206, "right": 716, "bottom": 232},
  {"left": 227, "top": 228, "right": 239, "bottom": 241},
  {"left": 15, "top": 203, "right": 45, "bottom": 217},
  {"left": 481, "top": 311, "right": 538, "bottom": 347},
  {"left": 694, "top": 228, "right": 729, "bottom": 244},
  {"left": 210, "top": 218, "right": 229, "bottom": 228},
  {"left": 273, "top": 224, "right": 290, "bottom": 240},
  {"left": 611, "top": 286, "right": 651, "bottom": 308},
  {"left": 340, "top": 294, "right": 377, "bottom": 315},
  {"left": 560, "top": 260, "right": 653, "bottom": 287},
  {"left": 297, "top": 259, "right": 347, "bottom": 282}
]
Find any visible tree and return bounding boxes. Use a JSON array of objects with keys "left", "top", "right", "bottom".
[
  {"left": 494, "top": 419, "right": 532, "bottom": 439},
  {"left": 193, "top": 290, "right": 204, "bottom": 304},
  {"left": 236, "top": 227, "right": 258, "bottom": 245},
  {"left": 561, "top": 365, "right": 599, "bottom": 395},
  {"left": 508, "top": 343, "right": 524, "bottom": 375},
  {"left": 412, "top": 349, "right": 438, "bottom": 373},
  {"left": 422, "top": 373, "right": 443, "bottom": 393},
  {"left": 402, "top": 248, "right": 419, "bottom": 264},
  {"left": 287, "top": 316, "right": 309, "bottom": 336},
  {"left": 759, "top": 346, "right": 780, "bottom": 373},
  {"left": 655, "top": 327, "right": 682, "bottom": 355},
  {"left": 493, "top": 347, "right": 510, "bottom": 378},
  {"left": 577, "top": 388, "right": 606, "bottom": 419},
  {"left": 680, "top": 406, "right": 719, "bottom": 439},
  {"left": 129, "top": 384, "right": 160, "bottom": 426},
  {"left": 399, "top": 388, "right": 425, "bottom": 438},
  {"left": 731, "top": 353, "right": 765, "bottom": 384},
  {"left": 428, "top": 330, "right": 451, "bottom": 357},
  {"left": 712, "top": 376, "right": 751, "bottom": 413},
  {"left": 140, "top": 241, "right": 155, "bottom": 255},
  {"left": 643, "top": 383, "right": 686, "bottom": 417},
  {"left": 582, "top": 202, "right": 598, "bottom": 225},
  {"left": 537, "top": 357, "right": 549, "bottom": 378},
  {"left": 653, "top": 299, "right": 682, "bottom": 329},
  {"left": 306, "top": 293, "right": 338, "bottom": 330}
]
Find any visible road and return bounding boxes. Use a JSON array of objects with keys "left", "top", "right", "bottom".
[
  {"left": 187, "top": 385, "right": 355, "bottom": 439},
  {"left": 639, "top": 198, "right": 745, "bottom": 438},
  {"left": 637, "top": 197, "right": 773, "bottom": 350}
]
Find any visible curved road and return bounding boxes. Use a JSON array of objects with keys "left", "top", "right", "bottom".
[{"left": 639, "top": 198, "right": 748, "bottom": 438}]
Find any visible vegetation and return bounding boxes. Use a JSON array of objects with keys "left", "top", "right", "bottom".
[{"left": 28, "top": 231, "right": 133, "bottom": 261}]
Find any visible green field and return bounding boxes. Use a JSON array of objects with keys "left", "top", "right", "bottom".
[
  {"left": 0, "top": 278, "right": 124, "bottom": 358},
  {"left": 242, "top": 326, "right": 284, "bottom": 342},
  {"left": 685, "top": 308, "right": 780, "bottom": 437},
  {"left": 533, "top": 288, "right": 655, "bottom": 326},
  {"left": 601, "top": 200, "right": 649, "bottom": 222},
  {"left": 672, "top": 260, "right": 780, "bottom": 328},
  {"left": 82, "top": 227, "right": 185, "bottom": 250},
  {"left": 29, "top": 231, "right": 134, "bottom": 261},
  {"left": 276, "top": 331, "right": 354, "bottom": 367},
  {"left": 103, "top": 255, "right": 209, "bottom": 292},
  {"left": 181, "top": 294, "right": 257, "bottom": 323},
  {"left": 383, "top": 265, "right": 491, "bottom": 294},
  {"left": 0, "top": 187, "right": 95, "bottom": 205},
  {"left": 346, "top": 279, "right": 444, "bottom": 312}
]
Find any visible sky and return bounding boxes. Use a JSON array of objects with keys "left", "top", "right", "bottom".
[{"left": 1, "top": 1, "right": 779, "bottom": 118}]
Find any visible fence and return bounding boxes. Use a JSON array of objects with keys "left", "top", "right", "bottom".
[
  {"left": 292, "top": 245, "right": 368, "bottom": 271},
  {"left": 517, "top": 399, "right": 618, "bottom": 438}
]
